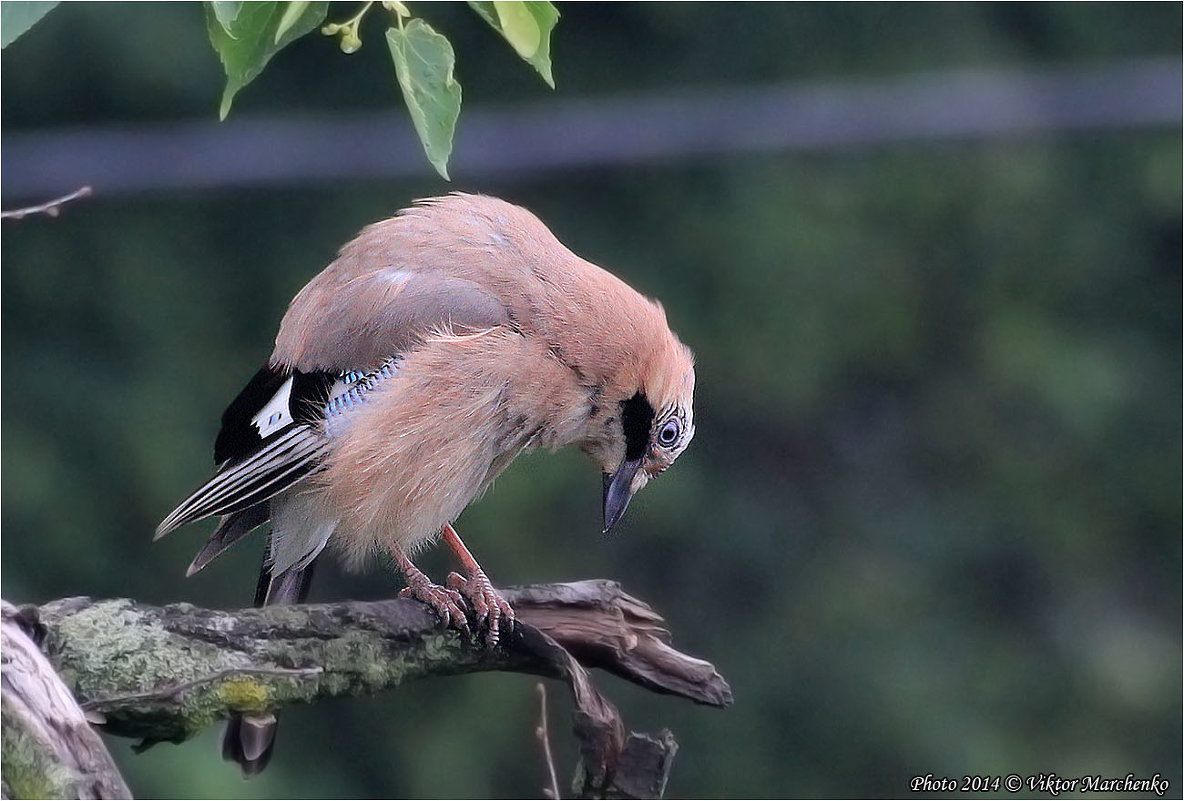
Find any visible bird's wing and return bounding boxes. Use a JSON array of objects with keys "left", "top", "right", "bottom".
[
  {"left": 273, "top": 270, "right": 510, "bottom": 373},
  {"left": 160, "top": 256, "right": 507, "bottom": 542},
  {"left": 155, "top": 360, "right": 400, "bottom": 542}
]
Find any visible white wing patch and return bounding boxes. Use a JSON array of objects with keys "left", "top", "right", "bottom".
[{"left": 251, "top": 376, "right": 294, "bottom": 439}]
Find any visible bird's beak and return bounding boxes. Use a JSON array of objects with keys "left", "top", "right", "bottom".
[{"left": 603, "top": 457, "right": 643, "bottom": 533}]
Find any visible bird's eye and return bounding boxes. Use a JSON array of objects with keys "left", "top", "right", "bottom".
[{"left": 657, "top": 418, "right": 680, "bottom": 447}]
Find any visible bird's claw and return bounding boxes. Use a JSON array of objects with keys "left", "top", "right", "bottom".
[
  {"left": 446, "top": 569, "right": 515, "bottom": 648},
  {"left": 399, "top": 576, "right": 470, "bottom": 638}
]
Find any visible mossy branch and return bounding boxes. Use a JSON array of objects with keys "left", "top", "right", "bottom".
[{"left": 3, "top": 581, "right": 731, "bottom": 799}]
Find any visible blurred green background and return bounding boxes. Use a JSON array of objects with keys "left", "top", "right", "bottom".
[{"left": 2, "top": 3, "right": 1180, "bottom": 798}]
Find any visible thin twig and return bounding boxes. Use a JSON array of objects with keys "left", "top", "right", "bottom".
[
  {"left": 536, "top": 682, "right": 562, "bottom": 800},
  {"left": 80, "top": 665, "right": 322, "bottom": 711},
  {"left": 1, "top": 186, "right": 92, "bottom": 220}
]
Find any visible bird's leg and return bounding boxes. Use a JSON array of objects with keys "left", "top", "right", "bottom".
[
  {"left": 395, "top": 546, "right": 470, "bottom": 638},
  {"left": 441, "top": 523, "right": 516, "bottom": 648}
]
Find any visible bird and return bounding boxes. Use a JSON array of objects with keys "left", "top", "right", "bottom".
[{"left": 155, "top": 193, "right": 697, "bottom": 776}]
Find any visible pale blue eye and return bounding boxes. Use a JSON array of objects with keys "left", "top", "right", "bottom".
[{"left": 658, "top": 418, "right": 680, "bottom": 447}]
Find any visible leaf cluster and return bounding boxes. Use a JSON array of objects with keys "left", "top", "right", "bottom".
[{"left": 1, "top": 0, "right": 559, "bottom": 179}]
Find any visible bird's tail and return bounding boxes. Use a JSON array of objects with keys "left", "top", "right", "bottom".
[{"left": 222, "top": 542, "right": 318, "bottom": 777}]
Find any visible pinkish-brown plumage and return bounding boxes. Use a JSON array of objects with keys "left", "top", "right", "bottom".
[
  {"left": 156, "top": 193, "right": 696, "bottom": 775},
  {"left": 268, "top": 194, "right": 695, "bottom": 565}
]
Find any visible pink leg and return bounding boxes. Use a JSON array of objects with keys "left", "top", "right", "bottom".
[
  {"left": 440, "top": 523, "right": 516, "bottom": 647},
  {"left": 396, "top": 545, "right": 470, "bottom": 637}
]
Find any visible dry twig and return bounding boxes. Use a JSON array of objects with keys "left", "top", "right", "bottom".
[
  {"left": 536, "top": 682, "right": 562, "bottom": 799},
  {"left": 1, "top": 186, "right": 93, "bottom": 220}
]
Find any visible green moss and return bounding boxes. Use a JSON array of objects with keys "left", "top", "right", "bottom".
[
  {"left": 0, "top": 713, "right": 76, "bottom": 798},
  {"left": 218, "top": 678, "right": 270, "bottom": 713},
  {"left": 32, "top": 598, "right": 492, "bottom": 754},
  {"left": 46, "top": 600, "right": 221, "bottom": 698},
  {"left": 422, "top": 631, "right": 459, "bottom": 662}
]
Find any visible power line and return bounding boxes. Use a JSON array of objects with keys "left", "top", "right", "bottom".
[{"left": 2, "top": 59, "right": 1179, "bottom": 200}]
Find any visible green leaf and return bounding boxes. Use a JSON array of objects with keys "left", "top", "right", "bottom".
[
  {"left": 204, "top": 1, "right": 328, "bottom": 120},
  {"left": 1, "top": 1, "right": 59, "bottom": 49},
  {"left": 274, "top": 0, "right": 309, "bottom": 44},
  {"left": 467, "top": 0, "right": 558, "bottom": 87},
  {"left": 386, "top": 20, "right": 462, "bottom": 181},
  {"left": 492, "top": 1, "right": 539, "bottom": 58},
  {"left": 209, "top": 0, "right": 242, "bottom": 34}
]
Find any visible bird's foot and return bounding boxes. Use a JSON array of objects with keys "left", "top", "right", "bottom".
[
  {"left": 399, "top": 568, "right": 471, "bottom": 638},
  {"left": 446, "top": 568, "right": 515, "bottom": 649}
]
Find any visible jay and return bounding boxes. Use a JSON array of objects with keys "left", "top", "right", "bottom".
[{"left": 156, "top": 193, "right": 696, "bottom": 774}]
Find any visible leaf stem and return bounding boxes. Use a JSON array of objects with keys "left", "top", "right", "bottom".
[{"left": 347, "top": 1, "right": 375, "bottom": 29}]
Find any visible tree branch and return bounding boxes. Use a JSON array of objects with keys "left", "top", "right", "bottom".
[
  {"left": 7, "top": 581, "right": 731, "bottom": 799},
  {"left": 1, "top": 601, "right": 131, "bottom": 799}
]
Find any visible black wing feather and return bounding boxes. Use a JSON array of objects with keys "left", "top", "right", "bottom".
[
  {"left": 157, "top": 364, "right": 338, "bottom": 540},
  {"left": 157, "top": 360, "right": 400, "bottom": 543},
  {"left": 214, "top": 365, "right": 290, "bottom": 465},
  {"left": 185, "top": 503, "right": 269, "bottom": 576}
]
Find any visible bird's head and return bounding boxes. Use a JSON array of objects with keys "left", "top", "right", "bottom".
[{"left": 587, "top": 334, "right": 696, "bottom": 533}]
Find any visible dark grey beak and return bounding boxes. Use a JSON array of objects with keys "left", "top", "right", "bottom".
[{"left": 602, "top": 457, "right": 643, "bottom": 533}]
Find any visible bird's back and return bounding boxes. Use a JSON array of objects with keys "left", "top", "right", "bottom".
[{"left": 272, "top": 194, "right": 686, "bottom": 401}]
